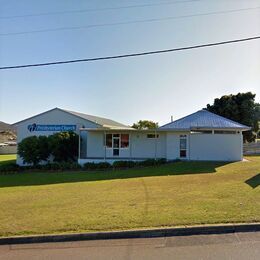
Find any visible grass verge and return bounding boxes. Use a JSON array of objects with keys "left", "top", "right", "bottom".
[
  {"left": 0, "top": 155, "right": 259, "bottom": 237},
  {"left": 0, "top": 154, "right": 16, "bottom": 165}
]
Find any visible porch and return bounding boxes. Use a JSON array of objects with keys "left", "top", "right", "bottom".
[{"left": 78, "top": 128, "right": 166, "bottom": 165}]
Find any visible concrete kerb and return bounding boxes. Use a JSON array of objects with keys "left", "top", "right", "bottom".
[{"left": 0, "top": 223, "right": 259, "bottom": 245}]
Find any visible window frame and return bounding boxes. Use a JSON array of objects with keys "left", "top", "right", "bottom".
[
  {"left": 120, "top": 134, "right": 130, "bottom": 148},
  {"left": 105, "top": 134, "right": 112, "bottom": 148},
  {"left": 179, "top": 135, "right": 187, "bottom": 158},
  {"left": 105, "top": 133, "right": 130, "bottom": 149},
  {"left": 147, "top": 134, "right": 159, "bottom": 139}
]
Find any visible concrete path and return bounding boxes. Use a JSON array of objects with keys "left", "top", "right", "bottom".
[{"left": 0, "top": 231, "right": 259, "bottom": 260}]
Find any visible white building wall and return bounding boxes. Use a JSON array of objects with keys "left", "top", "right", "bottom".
[
  {"left": 131, "top": 132, "right": 166, "bottom": 158},
  {"left": 81, "top": 131, "right": 243, "bottom": 164},
  {"left": 166, "top": 132, "right": 190, "bottom": 160},
  {"left": 189, "top": 133, "right": 242, "bottom": 161},
  {"left": 86, "top": 132, "right": 104, "bottom": 158},
  {"left": 16, "top": 109, "right": 99, "bottom": 165},
  {"left": 85, "top": 132, "right": 166, "bottom": 159}
]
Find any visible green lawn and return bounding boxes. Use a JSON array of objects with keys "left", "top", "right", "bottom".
[
  {"left": 0, "top": 155, "right": 259, "bottom": 237},
  {"left": 0, "top": 154, "right": 16, "bottom": 165}
]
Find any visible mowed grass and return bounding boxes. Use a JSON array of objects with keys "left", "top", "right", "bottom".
[
  {"left": 0, "top": 154, "right": 16, "bottom": 165},
  {"left": 0, "top": 155, "right": 259, "bottom": 237}
]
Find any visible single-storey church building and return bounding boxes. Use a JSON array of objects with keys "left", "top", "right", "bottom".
[{"left": 13, "top": 108, "right": 250, "bottom": 165}]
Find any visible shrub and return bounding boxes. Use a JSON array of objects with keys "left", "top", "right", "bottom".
[
  {"left": 18, "top": 135, "right": 50, "bottom": 166},
  {"left": 18, "top": 136, "right": 45, "bottom": 166},
  {"left": 156, "top": 158, "right": 167, "bottom": 165},
  {"left": 38, "top": 136, "right": 50, "bottom": 162},
  {"left": 96, "top": 162, "right": 111, "bottom": 169},
  {"left": 113, "top": 161, "right": 136, "bottom": 169},
  {"left": 41, "top": 163, "right": 52, "bottom": 171},
  {"left": 83, "top": 162, "right": 98, "bottom": 170},
  {"left": 83, "top": 162, "right": 111, "bottom": 170},
  {"left": 49, "top": 162, "right": 61, "bottom": 171},
  {"left": 18, "top": 132, "right": 79, "bottom": 166},
  {"left": 0, "top": 162, "right": 20, "bottom": 173},
  {"left": 138, "top": 158, "right": 167, "bottom": 167},
  {"left": 41, "top": 162, "right": 81, "bottom": 171},
  {"left": 69, "top": 162, "right": 82, "bottom": 170},
  {"left": 138, "top": 159, "right": 157, "bottom": 166},
  {"left": 57, "top": 162, "right": 82, "bottom": 171},
  {"left": 48, "top": 131, "right": 79, "bottom": 162}
]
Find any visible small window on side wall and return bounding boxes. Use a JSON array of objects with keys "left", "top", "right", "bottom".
[
  {"left": 180, "top": 135, "right": 187, "bottom": 158},
  {"left": 121, "top": 134, "right": 129, "bottom": 148},
  {"left": 147, "top": 134, "right": 159, "bottom": 138},
  {"left": 106, "top": 134, "right": 112, "bottom": 148},
  {"left": 180, "top": 150, "right": 186, "bottom": 157},
  {"left": 214, "top": 130, "right": 236, "bottom": 134}
]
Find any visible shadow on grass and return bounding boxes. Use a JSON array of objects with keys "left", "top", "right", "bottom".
[
  {"left": 0, "top": 159, "right": 16, "bottom": 166},
  {"left": 245, "top": 173, "right": 260, "bottom": 189},
  {"left": 0, "top": 161, "right": 231, "bottom": 188}
]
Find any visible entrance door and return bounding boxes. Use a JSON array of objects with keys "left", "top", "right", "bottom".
[{"left": 113, "top": 134, "right": 120, "bottom": 156}]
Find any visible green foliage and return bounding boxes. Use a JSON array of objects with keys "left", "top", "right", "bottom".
[
  {"left": 138, "top": 158, "right": 167, "bottom": 166},
  {"left": 48, "top": 131, "right": 79, "bottom": 162},
  {"left": 83, "top": 162, "right": 111, "bottom": 170},
  {"left": 18, "top": 131, "right": 79, "bottom": 165},
  {"left": 254, "top": 103, "right": 260, "bottom": 135},
  {"left": 132, "top": 120, "right": 158, "bottom": 130},
  {"left": 112, "top": 161, "right": 136, "bottom": 168},
  {"left": 18, "top": 136, "right": 49, "bottom": 166},
  {"left": 0, "top": 162, "right": 19, "bottom": 173},
  {"left": 83, "top": 159, "right": 168, "bottom": 170},
  {"left": 206, "top": 92, "right": 259, "bottom": 142},
  {"left": 41, "top": 162, "right": 82, "bottom": 171},
  {"left": 38, "top": 136, "right": 50, "bottom": 162}
]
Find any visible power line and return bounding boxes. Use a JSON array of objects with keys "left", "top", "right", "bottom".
[
  {"left": 0, "top": 0, "right": 200, "bottom": 19},
  {"left": 1, "top": 6, "right": 259, "bottom": 37},
  {"left": 1, "top": 35, "right": 259, "bottom": 70}
]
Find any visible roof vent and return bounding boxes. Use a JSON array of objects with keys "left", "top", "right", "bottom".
[{"left": 171, "top": 115, "right": 173, "bottom": 122}]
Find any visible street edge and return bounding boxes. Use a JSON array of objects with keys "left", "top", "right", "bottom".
[{"left": 0, "top": 223, "right": 259, "bottom": 245}]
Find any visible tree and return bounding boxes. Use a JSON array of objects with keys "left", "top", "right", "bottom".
[
  {"left": 206, "top": 92, "right": 258, "bottom": 142},
  {"left": 18, "top": 132, "right": 79, "bottom": 165},
  {"left": 38, "top": 136, "right": 50, "bottom": 162},
  {"left": 18, "top": 136, "right": 50, "bottom": 166},
  {"left": 254, "top": 103, "right": 260, "bottom": 137},
  {"left": 132, "top": 120, "right": 158, "bottom": 130},
  {"left": 48, "top": 131, "right": 79, "bottom": 162}
]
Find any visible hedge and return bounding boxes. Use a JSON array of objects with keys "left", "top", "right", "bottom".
[{"left": 0, "top": 159, "right": 168, "bottom": 174}]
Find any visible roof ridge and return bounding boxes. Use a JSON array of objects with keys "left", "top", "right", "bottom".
[
  {"left": 63, "top": 109, "right": 119, "bottom": 122},
  {"left": 12, "top": 107, "right": 59, "bottom": 126},
  {"left": 159, "top": 109, "right": 250, "bottom": 130},
  {"left": 61, "top": 108, "right": 130, "bottom": 128},
  {"left": 159, "top": 110, "right": 202, "bottom": 129}
]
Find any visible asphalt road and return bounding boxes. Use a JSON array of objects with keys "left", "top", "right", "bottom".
[{"left": 0, "top": 231, "right": 259, "bottom": 260}]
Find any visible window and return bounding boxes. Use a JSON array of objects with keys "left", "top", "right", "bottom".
[
  {"left": 106, "top": 134, "right": 112, "bottom": 148},
  {"left": 121, "top": 134, "right": 129, "bottom": 148},
  {"left": 147, "top": 134, "right": 159, "bottom": 139},
  {"left": 180, "top": 150, "right": 187, "bottom": 157},
  {"left": 180, "top": 135, "right": 187, "bottom": 158},
  {"left": 214, "top": 130, "right": 236, "bottom": 134},
  {"left": 105, "top": 133, "right": 129, "bottom": 148},
  {"left": 191, "top": 130, "right": 212, "bottom": 134},
  {"left": 113, "top": 137, "right": 120, "bottom": 148},
  {"left": 113, "top": 149, "right": 119, "bottom": 156}
]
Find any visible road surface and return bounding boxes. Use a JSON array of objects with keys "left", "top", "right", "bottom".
[{"left": 0, "top": 231, "right": 259, "bottom": 260}]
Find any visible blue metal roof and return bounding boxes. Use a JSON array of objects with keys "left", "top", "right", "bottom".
[{"left": 160, "top": 110, "right": 251, "bottom": 130}]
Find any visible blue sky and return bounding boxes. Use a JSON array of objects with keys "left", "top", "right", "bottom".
[{"left": 0, "top": 0, "right": 260, "bottom": 126}]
